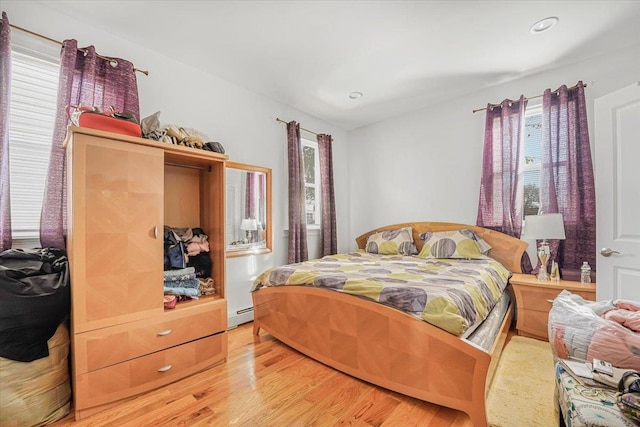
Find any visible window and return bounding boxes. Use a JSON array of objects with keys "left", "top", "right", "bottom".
[
  {"left": 8, "top": 33, "right": 60, "bottom": 244},
  {"left": 301, "top": 138, "right": 321, "bottom": 227},
  {"left": 522, "top": 104, "right": 542, "bottom": 216}
]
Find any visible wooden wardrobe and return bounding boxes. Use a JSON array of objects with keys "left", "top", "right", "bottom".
[{"left": 64, "top": 126, "right": 228, "bottom": 419}]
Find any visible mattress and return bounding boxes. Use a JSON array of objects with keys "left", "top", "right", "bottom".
[{"left": 466, "top": 290, "right": 510, "bottom": 350}]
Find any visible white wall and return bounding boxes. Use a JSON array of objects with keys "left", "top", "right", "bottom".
[
  {"left": 347, "top": 45, "right": 640, "bottom": 259},
  {"left": 7, "top": 2, "right": 639, "bottom": 320},
  {"left": 3, "top": 2, "right": 351, "bottom": 327}
]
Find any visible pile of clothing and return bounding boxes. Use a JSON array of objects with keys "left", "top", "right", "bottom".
[
  {"left": 164, "top": 226, "right": 211, "bottom": 277},
  {"left": 163, "top": 267, "right": 199, "bottom": 299},
  {"left": 0, "top": 248, "right": 72, "bottom": 425},
  {"left": 0, "top": 248, "right": 70, "bottom": 362},
  {"left": 549, "top": 290, "right": 640, "bottom": 371},
  {"left": 141, "top": 111, "right": 225, "bottom": 153},
  {"left": 163, "top": 226, "right": 215, "bottom": 307}
]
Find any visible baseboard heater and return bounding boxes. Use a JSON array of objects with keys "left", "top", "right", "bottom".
[{"left": 236, "top": 307, "right": 254, "bottom": 315}]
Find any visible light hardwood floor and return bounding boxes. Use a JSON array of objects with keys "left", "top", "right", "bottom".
[{"left": 51, "top": 322, "right": 475, "bottom": 426}]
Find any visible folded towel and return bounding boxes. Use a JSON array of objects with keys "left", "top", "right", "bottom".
[
  {"left": 163, "top": 278, "right": 199, "bottom": 289},
  {"left": 164, "top": 272, "right": 196, "bottom": 283},
  {"left": 164, "top": 267, "right": 195, "bottom": 278},
  {"left": 164, "top": 286, "right": 200, "bottom": 299}
]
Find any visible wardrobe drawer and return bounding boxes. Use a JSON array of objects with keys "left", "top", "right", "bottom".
[
  {"left": 74, "top": 331, "right": 227, "bottom": 417},
  {"left": 74, "top": 299, "right": 226, "bottom": 373}
]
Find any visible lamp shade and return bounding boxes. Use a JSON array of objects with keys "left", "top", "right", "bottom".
[
  {"left": 240, "top": 218, "right": 258, "bottom": 231},
  {"left": 521, "top": 213, "right": 566, "bottom": 240}
]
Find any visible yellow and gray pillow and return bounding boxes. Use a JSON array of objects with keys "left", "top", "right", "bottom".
[
  {"left": 365, "top": 227, "right": 417, "bottom": 255},
  {"left": 417, "top": 229, "right": 491, "bottom": 259}
]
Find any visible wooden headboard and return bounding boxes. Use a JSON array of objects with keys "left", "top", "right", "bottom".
[{"left": 355, "top": 222, "right": 528, "bottom": 273}]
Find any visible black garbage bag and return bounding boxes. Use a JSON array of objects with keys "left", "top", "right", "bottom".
[{"left": 0, "top": 248, "right": 70, "bottom": 362}]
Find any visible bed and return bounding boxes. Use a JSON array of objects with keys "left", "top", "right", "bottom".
[{"left": 251, "top": 222, "right": 527, "bottom": 427}]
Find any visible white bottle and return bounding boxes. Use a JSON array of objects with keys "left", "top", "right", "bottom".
[{"left": 580, "top": 262, "right": 591, "bottom": 284}]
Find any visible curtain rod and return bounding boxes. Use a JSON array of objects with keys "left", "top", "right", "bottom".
[
  {"left": 3, "top": 21, "right": 149, "bottom": 76},
  {"left": 275, "top": 117, "right": 318, "bottom": 136},
  {"left": 472, "top": 82, "right": 587, "bottom": 114}
]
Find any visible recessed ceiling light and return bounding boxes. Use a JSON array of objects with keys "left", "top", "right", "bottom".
[
  {"left": 530, "top": 17, "right": 559, "bottom": 34},
  {"left": 349, "top": 91, "right": 363, "bottom": 99}
]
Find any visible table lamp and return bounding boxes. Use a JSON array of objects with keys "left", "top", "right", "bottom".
[
  {"left": 521, "top": 213, "right": 566, "bottom": 281},
  {"left": 240, "top": 218, "right": 258, "bottom": 243}
]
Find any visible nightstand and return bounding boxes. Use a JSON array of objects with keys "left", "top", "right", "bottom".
[{"left": 510, "top": 273, "right": 596, "bottom": 341}]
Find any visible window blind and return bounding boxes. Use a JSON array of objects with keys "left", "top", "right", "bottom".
[{"left": 8, "top": 37, "right": 60, "bottom": 242}]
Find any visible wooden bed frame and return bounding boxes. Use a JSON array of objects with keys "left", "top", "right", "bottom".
[{"left": 252, "top": 222, "right": 528, "bottom": 427}]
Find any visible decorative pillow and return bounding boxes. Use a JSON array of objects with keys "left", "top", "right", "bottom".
[
  {"left": 417, "top": 229, "right": 487, "bottom": 259},
  {"left": 365, "top": 227, "right": 417, "bottom": 255},
  {"left": 472, "top": 232, "right": 492, "bottom": 255}
]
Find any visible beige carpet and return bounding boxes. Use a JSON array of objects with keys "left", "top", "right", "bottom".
[{"left": 487, "top": 336, "right": 558, "bottom": 427}]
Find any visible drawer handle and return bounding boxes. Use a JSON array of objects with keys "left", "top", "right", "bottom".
[
  {"left": 158, "top": 365, "right": 173, "bottom": 372},
  {"left": 157, "top": 329, "right": 172, "bottom": 336}
]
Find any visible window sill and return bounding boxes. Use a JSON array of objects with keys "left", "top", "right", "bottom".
[
  {"left": 282, "top": 227, "right": 321, "bottom": 238},
  {"left": 8, "top": 237, "right": 42, "bottom": 250}
]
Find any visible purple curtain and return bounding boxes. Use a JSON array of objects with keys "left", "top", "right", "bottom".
[
  {"left": 477, "top": 96, "right": 533, "bottom": 272},
  {"left": 245, "top": 171, "right": 256, "bottom": 218},
  {"left": 258, "top": 173, "right": 265, "bottom": 219},
  {"left": 540, "top": 82, "right": 595, "bottom": 276},
  {"left": 477, "top": 96, "right": 528, "bottom": 238},
  {"left": 287, "top": 121, "right": 308, "bottom": 263},
  {"left": 258, "top": 172, "right": 265, "bottom": 241},
  {"left": 0, "top": 12, "right": 11, "bottom": 251},
  {"left": 40, "top": 40, "right": 140, "bottom": 249},
  {"left": 245, "top": 171, "right": 258, "bottom": 242},
  {"left": 317, "top": 133, "right": 337, "bottom": 256}
]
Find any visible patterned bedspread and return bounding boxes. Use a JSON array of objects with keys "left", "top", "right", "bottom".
[{"left": 253, "top": 251, "right": 511, "bottom": 336}]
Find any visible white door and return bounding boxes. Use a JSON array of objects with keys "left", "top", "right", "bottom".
[{"left": 594, "top": 82, "right": 640, "bottom": 301}]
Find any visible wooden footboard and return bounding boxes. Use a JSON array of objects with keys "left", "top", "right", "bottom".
[{"left": 252, "top": 286, "right": 513, "bottom": 427}]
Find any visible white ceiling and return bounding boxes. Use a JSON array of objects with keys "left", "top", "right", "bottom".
[{"left": 38, "top": 1, "right": 640, "bottom": 130}]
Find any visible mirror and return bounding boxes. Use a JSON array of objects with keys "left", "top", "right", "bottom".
[{"left": 225, "top": 162, "right": 272, "bottom": 257}]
